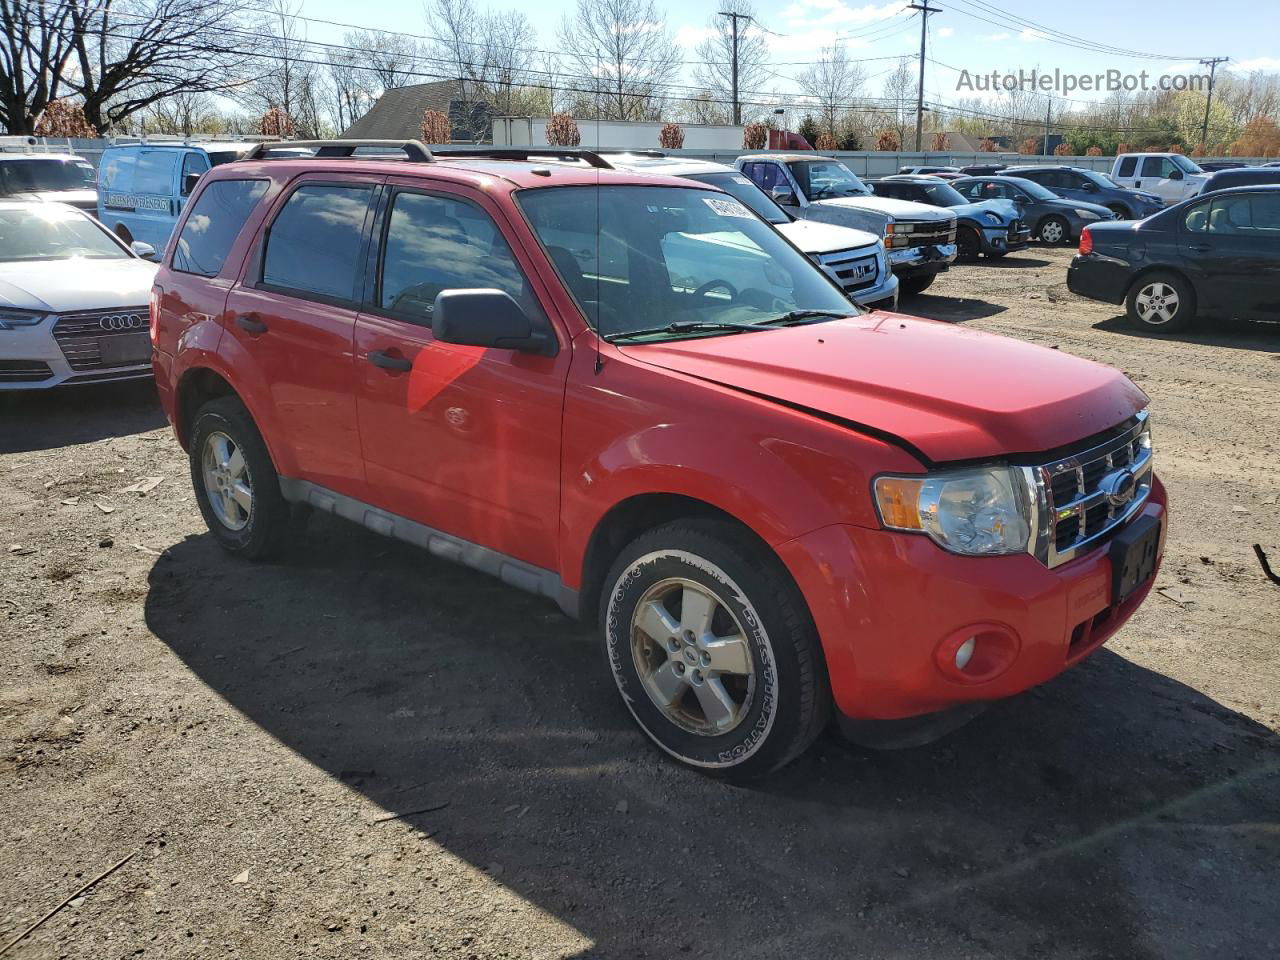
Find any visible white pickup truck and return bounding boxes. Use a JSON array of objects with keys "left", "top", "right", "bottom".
[
  {"left": 737, "top": 154, "right": 958, "bottom": 297},
  {"left": 1110, "top": 153, "right": 1209, "bottom": 204}
]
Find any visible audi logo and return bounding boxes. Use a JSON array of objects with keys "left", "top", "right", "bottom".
[{"left": 98, "top": 314, "right": 146, "bottom": 331}]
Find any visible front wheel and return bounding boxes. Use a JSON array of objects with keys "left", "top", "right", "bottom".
[
  {"left": 1106, "top": 204, "right": 1132, "bottom": 220},
  {"left": 1038, "top": 215, "right": 1070, "bottom": 245},
  {"left": 601, "top": 520, "right": 830, "bottom": 780},
  {"left": 956, "top": 226, "right": 981, "bottom": 261},
  {"left": 898, "top": 274, "right": 936, "bottom": 297},
  {"left": 1126, "top": 272, "right": 1195, "bottom": 333}
]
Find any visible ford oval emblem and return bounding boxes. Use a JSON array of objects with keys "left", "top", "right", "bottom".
[{"left": 1099, "top": 468, "right": 1137, "bottom": 508}]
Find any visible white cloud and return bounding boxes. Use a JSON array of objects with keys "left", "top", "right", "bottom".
[
  {"left": 781, "top": 0, "right": 906, "bottom": 30},
  {"left": 1019, "top": 28, "right": 1048, "bottom": 42},
  {"left": 987, "top": 32, "right": 1010, "bottom": 42},
  {"left": 1232, "top": 57, "right": 1280, "bottom": 72},
  {"left": 936, "top": 26, "right": 954, "bottom": 38},
  {"left": 675, "top": 24, "right": 716, "bottom": 48}
]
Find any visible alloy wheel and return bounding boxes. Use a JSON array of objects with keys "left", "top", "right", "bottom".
[
  {"left": 201, "top": 430, "right": 253, "bottom": 531},
  {"left": 1134, "top": 281, "right": 1181, "bottom": 325},
  {"left": 629, "top": 577, "right": 755, "bottom": 736}
]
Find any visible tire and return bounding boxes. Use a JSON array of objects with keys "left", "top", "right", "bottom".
[
  {"left": 1125, "top": 271, "right": 1195, "bottom": 333},
  {"left": 1106, "top": 204, "right": 1132, "bottom": 220},
  {"left": 898, "top": 274, "right": 936, "bottom": 297},
  {"left": 189, "top": 396, "right": 292, "bottom": 559},
  {"left": 956, "top": 226, "right": 982, "bottom": 261},
  {"left": 1037, "top": 215, "right": 1070, "bottom": 245},
  {"left": 600, "top": 519, "right": 831, "bottom": 780}
]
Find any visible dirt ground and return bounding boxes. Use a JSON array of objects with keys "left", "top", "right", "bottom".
[{"left": 2, "top": 245, "right": 1278, "bottom": 960}]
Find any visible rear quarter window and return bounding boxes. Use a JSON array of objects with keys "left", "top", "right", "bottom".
[
  {"left": 172, "top": 179, "right": 269, "bottom": 277},
  {"left": 133, "top": 151, "right": 179, "bottom": 195}
]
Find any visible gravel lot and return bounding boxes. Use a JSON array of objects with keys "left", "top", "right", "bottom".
[{"left": 2, "top": 245, "right": 1278, "bottom": 960}]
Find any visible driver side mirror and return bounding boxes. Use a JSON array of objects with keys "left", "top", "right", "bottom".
[
  {"left": 1081, "top": 180, "right": 1099, "bottom": 192},
  {"left": 130, "top": 241, "right": 158, "bottom": 261},
  {"left": 183, "top": 172, "right": 202, "bottom": 196},
  {"left": 770, "top": 185, "right": 798, "bottom": 206},
  {"left": 432, "top": 289, "right": 557, "bottom": 356},
  {"left": 1167, "top": 169, "right": 1184, "bottom": 181}
]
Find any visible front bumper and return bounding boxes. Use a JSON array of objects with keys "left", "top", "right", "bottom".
[
  {"left": 889, "top": 243, "right": 957, "bottom": 276},
  {"left": 0, "top": 316, "right": 152, "bottom": 390},
  {"left": 848, "top": 271, "right": 899, "bottom": 310},
  {"left": 777, "top": 476, "right": 1167, "bottom": 721}
]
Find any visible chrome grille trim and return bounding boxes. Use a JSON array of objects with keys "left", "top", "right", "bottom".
[
  {"left": 52, "top": 307, "right": 150, "bottom": 371},
  {"left": 817, "top": 247, "right": 880, "bottom": 291},
  {"left": 1035, "top": 410, "right": 1152, "bottom": 568}
]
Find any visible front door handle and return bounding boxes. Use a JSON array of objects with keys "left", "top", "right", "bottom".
[
  {"left": 235, "top": 314, "right": 268, "bottom": 335},
  {"left": 1189, "top": 243, "right": 1211, "bottom": 252},
  {"left": 368, "top": 349, "right": 412, "bottom": 373}
]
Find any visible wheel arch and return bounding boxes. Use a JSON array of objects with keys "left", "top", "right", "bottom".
[
  {"left": 1126, "top": 264, "right": 1198, "bottom": 303},
  {"left": 577, "top": 493, "right": 791, "bottom": 629}
]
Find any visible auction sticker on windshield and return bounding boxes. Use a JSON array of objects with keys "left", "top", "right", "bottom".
[{"left": 704, "top": 197, "right": 753, "bottom": 218}]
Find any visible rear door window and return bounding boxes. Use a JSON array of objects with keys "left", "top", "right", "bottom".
[
  {"left": 377, "top": 190, "right": 540, "bottom": 325},
  {"left": 1117, "top": 157, "right": 1137, "bottom": 178},
  {"left": 172, "top": 179, "right": 269, "bottom": 276},
  {"left": 261, "top": 183, "right": 375, "bottom": 302},
  {"left": 133, "top": 151, "right": 179, "bottom": 196}
]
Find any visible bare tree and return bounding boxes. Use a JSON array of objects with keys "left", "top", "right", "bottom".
[
  {"left": 483, "top": 10, "right": 534, "bottom": 115},
  {"left": 238, "top": 0, "right": 330, "bottom": 138},
  {"left": 0, "top": 0, "right": 256, "bottom": 134},
  {"left": 141, "top": 89, "right": 222, "bottom": 135},
  {"left": 798, "top": 43, "right": 865, "bottom": 139},
  {"left": 692, "top": 0, "right": 769, "bottom": 124},
  {"left": 557, "top": 0, "right": 681, "bottom": 121},
  {"left": 879, "top": 57, "right": 915, "bottom": 148}
]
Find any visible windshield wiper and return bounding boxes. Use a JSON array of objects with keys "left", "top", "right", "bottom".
[
  {"left": 607, "top": 320, "right": 768, "bottom": 343},
  {"left": 755, "top": 309, "right": 859, "bottom": 326}
]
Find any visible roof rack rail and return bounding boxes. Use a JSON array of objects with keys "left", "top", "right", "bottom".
[
  {"left": 243, "top": 139, "right": 434, "bottom": 162},
  {"left": 432, "top": 147, "right": 614, "bottom": 169},
  {"left": 592, "top": 149, "right": 666, "bottom": 158}
]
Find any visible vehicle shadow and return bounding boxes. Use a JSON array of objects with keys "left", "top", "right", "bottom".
[
  {"left": 901, "top": 294, "right": 1007, "bottom": 323},
  {"left": 143, "top": 516, "right": 1280, "bottom": 959},
  {"left": 0, "top": 379, "right": 166, "bottom": 454},
  {"left": 1092, "top": 314, "right": 1280, "bottom": 352},
  {"left": 982, "top": 255, "right": 1052, "bottom": 268}
]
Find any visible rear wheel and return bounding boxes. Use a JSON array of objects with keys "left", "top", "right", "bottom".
[
  {"left": 898, "top": 274, "right": 936, "bottom": 297},
  {"left": 1126, "top": 272, "right": 1195, "bottom": 333},
  {"left": 601, "top": 519, "right": 830, "bottom": 780},
  {"left": 1038, "top": 215, "right": 1070, "bottom": 245},
  {"left": 189, "top": 396, "right": 292, "bottom": 558}
]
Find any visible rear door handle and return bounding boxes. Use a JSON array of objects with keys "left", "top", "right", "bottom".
[
  {"left": 368, "top": 349, "right": 412, "bottom": 373},
  {"left": 235, "top": 314, "right": 268, "bottom": 335}
]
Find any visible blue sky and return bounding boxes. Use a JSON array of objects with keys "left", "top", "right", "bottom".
[{"left": 295, "top": 0, "right": 1280, "bottom": 111}]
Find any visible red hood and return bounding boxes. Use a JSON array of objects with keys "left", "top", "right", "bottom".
[{"left": 620, "top": 313, "right": 1147, "bottom": 463}]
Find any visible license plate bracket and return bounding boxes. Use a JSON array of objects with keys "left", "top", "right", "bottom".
[
  {"left": 98, "top": 332, "right": 151, "bottom": 366},
  {"left": 1109, "top": 514, "right": 1160, "bottom": 606}
]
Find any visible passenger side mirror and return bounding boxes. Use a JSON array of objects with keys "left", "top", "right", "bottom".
[
  {"left": 431, "top": 289, "right": 556, "bottom": 356},
  {"left": 770, "top": 185, "right": 798, "bottom": 206},
  {"left": 183, "top": 172, "right": 202, "bottom": 196},
  {"left": 130, "top": 241, "right": 158, "bottom": 261}
]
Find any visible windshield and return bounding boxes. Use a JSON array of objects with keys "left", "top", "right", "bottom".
[
  {"left": 684, "top": 172, "right": 789, "bottom": 225},
  {"left": 1171, "top": 154, "right": 1203, "bottom": 175},
  {"left": 0, "top": 158, "right": 96, "bottom": 194},
  {"left": 517, "top": 185, "right": 854, "bottom": 341},
  {"left": 915, "top": 182, "right": 969, "bottom": 207},
  {"left": 0, "top": 205, "right": 126, "bottom": 261},
  {"left": 1004, "top": 177, "right": 1058, "bottom": 200},
  {"left": 788, "top": 160, "right": 871, "bottom": 200},
  {"left": 1083, "top": 170, "right": 1121, "bottom": 189}
]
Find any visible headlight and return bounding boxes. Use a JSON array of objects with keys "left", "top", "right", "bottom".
[
  {"left": 874, "top": 466, "right": 1035, "bottom": 556},
  {"left": 1074, "top": 209, "right": 1101, "bottom": 219},
  {"left": 0, "top": 308, "right": 46, "bottom": 330},
  {"left": 982, "top": 212, "right": 1001, "bottom": 225}
]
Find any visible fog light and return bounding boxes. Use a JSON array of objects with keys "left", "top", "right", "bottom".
[{"left": 954, "top": 636, "right": 976, "bottom": 670}]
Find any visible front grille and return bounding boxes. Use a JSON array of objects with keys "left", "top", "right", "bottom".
[
  {"left": 817, "top": 247, "right": 880, "bottom": 292},
  {"left": 896, "top": 219, "right": 957, "bottom": 245},
  {"left": 0, "top": 359, "right": 53, "bottom": 382},
  {"left": 1036, "top": 412, "right": 1153, "bottom": 567},
  {"left": 52, "top": 307, "right": 149, "bottom": 371}
]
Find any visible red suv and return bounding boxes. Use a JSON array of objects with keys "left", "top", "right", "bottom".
[{"left": 151, "top": 141, "right": 1167, "bottom": 779}]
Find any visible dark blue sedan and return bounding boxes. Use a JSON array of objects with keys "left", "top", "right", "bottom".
[
  {"left": 1067, "top": 184, "right": 1280, "bottom": 332},
  {"left": 952, "top": 176, "right": 1117, "bottom": 244}
]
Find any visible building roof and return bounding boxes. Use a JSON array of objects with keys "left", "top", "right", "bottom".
[{"left": 342, "top": 81, "right": 474, "bottom": 141}]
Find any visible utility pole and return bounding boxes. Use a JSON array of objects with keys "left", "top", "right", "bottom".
[
  {"left": 908, "top": 1, "right": 940, "bottom": 152},
  {"left": 1043, "top": 95, "right": 1051, "bottom": 156},
  {"left": 719, "top": 11, "right": 751, "bottom": 127},
  {"left": 1199, "top": 57, "right": 1228, "bottom": 149}
]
